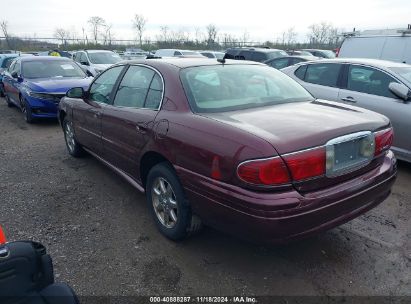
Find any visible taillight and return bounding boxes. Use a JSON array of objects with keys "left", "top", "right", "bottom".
[
  {"left": 374, "top": 128, "right": 393, "bottom": 156},
  {"left": 237, "top": 157, "right": 290, "bottom": 186},
  {"left": 0, "top": 225, "right": 6, "bottom": 245},
  {"left": 283, "top": 147, "right": 326, "bottom": 181}
]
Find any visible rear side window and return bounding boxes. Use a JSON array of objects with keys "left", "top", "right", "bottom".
[
  {"left": 347, "top": 65, "right": 398, "bottom": 98},
  {"left": 294, "top": 65, "right": 307, "bottom": 80},
  {"left": 304, "top": 63, "right": 342, "bottom": 87},
  {"left": 251, "top": 52, "right": 267, "bottom": 62},
  {"left": 113, "top": 66, "right": 163, "bottom": 109}
]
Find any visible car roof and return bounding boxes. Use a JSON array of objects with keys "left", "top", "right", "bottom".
[
  {"left": 309, "top": 58, "right": 410, "bottom": 68},
  {"left": 230, "top": 48, "right": 284, "bottom": 53},
  {"left": 82, "top": 50, "right": 114, "bottom": 53},
  {"left": 19, "top": 56, "right": 71, "bottom": 62},
  {"left": 117, "top": 58, "right": 264, "bottom": 69}
]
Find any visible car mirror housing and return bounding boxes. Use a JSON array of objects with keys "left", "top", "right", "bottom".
[
  {"left": 389, "top": 82, "right": 410, "bottom": 101},
  {"left": 66, "top": 87, "right": 85, "bottom": 99}
]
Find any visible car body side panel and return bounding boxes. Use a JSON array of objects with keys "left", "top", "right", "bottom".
[{"left": 338, "top": 88, "right": 411, "bottom": 161}]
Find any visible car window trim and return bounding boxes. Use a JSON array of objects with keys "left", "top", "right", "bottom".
[
  {"left": 110, "top": 63, "right": 165, "bottom": 111},
  {"left": 87, "top": 64, "right": 127, "bottom": 105},
  {"left": 344, "top": 63, "right": 404, "bottom": 98},
  {"left": 301, "top": 62, "right": 344, "bottom": 88}
]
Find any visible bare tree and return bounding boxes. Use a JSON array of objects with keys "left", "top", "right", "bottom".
[
  {"left": 0, "top": 20, "right": 12, "bottom": 49},
  {"left": 132, "top": 14, "right": 147, "bottom": 47},
  {"left": 194, "top": 26, "right": 203, "bottom": 45},
  {"left": 54, "top": 28, "right": 69, "bottom": 45},
  {"left": 159, "top": 25, "right": 169, "bottom": 42},
  {"left": 102, "top": 24, "right": 114, "bottom": 45},
  {"left": 88, "top": 16, "right": 106, "bottom": 44},
  {"left": 241, "top": 30, "right": 250, "bottom": 46},
  {"left": 206, "top": 24, "right": 218, "bottom": 46},
  {"left": 286, "top": 27, "right": 297, "bottom": 46},
  {"left": 307, "top": 22, "right": 333, "bottom": 46}
]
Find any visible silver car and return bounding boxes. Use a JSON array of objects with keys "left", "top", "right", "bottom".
[{"left": 282, "top": 58, "right": 411, "bottom": 162}]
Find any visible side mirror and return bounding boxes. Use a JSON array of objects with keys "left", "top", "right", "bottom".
[
  {"left": 81, "top": 61, "right": 89, "bottom": 66},
  {"left": 11, "top": 71, "right": 18, "bottom": 78},
  {"left": 389, "top": 82, "right": 410, "bottom": 101},
  {"left": 66, "top": 87, "right": 85, "bottom": 99}
]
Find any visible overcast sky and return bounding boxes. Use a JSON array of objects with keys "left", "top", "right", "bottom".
[{"left": 2, "top": 0, "right": 410, "bottom": 42}]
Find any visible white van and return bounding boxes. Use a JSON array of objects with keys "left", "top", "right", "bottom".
[{"left": 338, "top": 28, "right": 411, "bottom": 64}]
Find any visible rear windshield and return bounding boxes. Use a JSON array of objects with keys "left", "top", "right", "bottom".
[
  {"left": 390, "top": 67, "right": 411, "bottom": 84},
  {"left": 22, "top": 60, "right": 86, "bottom": 78},
  {"left": 88, "top": 52, "right": 122, "bottom": 64},
  {"left": 267, "top": 50, "right": 288, "bottom": 60},
  {"left": 322, "top": 50, "right": 336, "bottom": 58},
  {"left": 180, "top": 64, "right": 314, "bottom": 113}
]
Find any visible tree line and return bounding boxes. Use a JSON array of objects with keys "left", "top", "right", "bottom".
[{"left": 0, "top": 16, "right": 344, "bottom": 51}]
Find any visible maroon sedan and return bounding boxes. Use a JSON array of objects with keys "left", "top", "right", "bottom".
[{"left": 59, "top": 58, "right": 397, "bottom": 243}]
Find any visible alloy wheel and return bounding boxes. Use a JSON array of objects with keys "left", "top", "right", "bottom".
[
  {"left": 64, "top": 121, "right": 76, "bottom": 153},
  {"left": 151, "top": 177, "right": 178, "bottom": 229}
]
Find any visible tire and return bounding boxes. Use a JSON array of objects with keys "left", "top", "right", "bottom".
[
  {"left": 146, "top": 162, "right": 202, "bottom": 240},
  {"left": 21, "top": 97, "right": 34, "bottom": 123},
  {"left": 63, "top": 117, "right": 84, "bottom": 157}
]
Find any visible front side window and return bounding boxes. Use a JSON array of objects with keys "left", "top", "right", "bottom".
[
  {"left": 304, "top": 63, "right": 342, "bottom": 87},
  {"left": 347, "top": 65, "right": 398, "bottom": 98},
  {"left": 113, "top": 66, "right": 163, "bottom": 109},
  {"left": 22, "top": 60, "right": 86, "bottom": 78},
  {"left": 89, "top": 66, "right": 124, "bottom": 104},
  {"left": 181, "top": 64, "right": 313, "bottom": 113}
]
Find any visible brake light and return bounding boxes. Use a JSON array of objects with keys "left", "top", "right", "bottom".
[
  {"left": 283, "top": 147, "right": 326, "bottom": 181},
  {"left": 237, "top": 157, "right": 290, "bottom": 186},
  {"left": 0, "top": 225, "right": 6, "bottom": 245},
  {"left": 374, "top": 128, "right": 393, "bottom": 156}
]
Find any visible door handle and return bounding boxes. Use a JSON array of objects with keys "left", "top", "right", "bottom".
[
  {"left": 93, "top": 112, "right": 102, "bottom": 118},
  {"left": 341, "top": 96, "right": 356, "bottom": 103}
]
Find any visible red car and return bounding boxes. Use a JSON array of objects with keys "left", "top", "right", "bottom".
[{"left": 59, "top": 58, "right": 397, "bottom": 243}]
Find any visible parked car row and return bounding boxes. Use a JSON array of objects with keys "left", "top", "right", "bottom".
[{"left": 0, "top": 47, "right": 404, "bottom": 243}]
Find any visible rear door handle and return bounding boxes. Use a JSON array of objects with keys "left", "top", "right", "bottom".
[
  {"left": 93, "top": 112, "right": 102, "bottom": 118},
  {"left": 341, "top": 96, "right": 356, "bottom": 103}
]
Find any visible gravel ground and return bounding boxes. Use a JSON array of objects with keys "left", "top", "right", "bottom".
[{"left": 0, "top": 97, "right": 410, "bottom": 297}]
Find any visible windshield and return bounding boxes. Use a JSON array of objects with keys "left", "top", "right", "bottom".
[
  {"left": 322, "top": 50, "right": 336, "bottom": 58},
  {"left": 1, "top": 57, "right": 17, "bottom": 68},
  {"left": 181, "top": 64, "right": 314, "bottom": 113},
  {"left": 88, "top": 52, "right": 122, "bottom": 64},
  {"left": 390, "top": 67, "right": 411, "bottom": 84},
  {"left": 267, "top": 50, "right": 288, "bottom": 60},
  {"left": 22, "top": 60, "right": 86, "bottom": 78}
]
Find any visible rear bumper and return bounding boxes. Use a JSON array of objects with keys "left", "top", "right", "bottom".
[{"left": 176, "top": 151, "right": 397, "bottom": 243}]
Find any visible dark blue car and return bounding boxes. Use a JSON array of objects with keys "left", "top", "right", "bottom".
[{"left": 2, "top": 56, "right": 92, "bottom": 123}]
